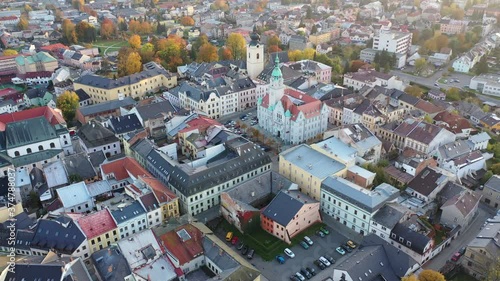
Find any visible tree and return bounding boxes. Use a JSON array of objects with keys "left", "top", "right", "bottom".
[
  {"left": 191, "top": 34, "right": 209, "bottom": 60},
  {"left": 24, "top": 4, "right": 32, "bottom": 13},
  {"left": 69, "top": 174, "right": 83, "bottom": 183},
  {"left": 267, "top": 35, "right": 282, "bottom": 54},
  {"left": 401, "top": 275, "right": 419, "bottom": 281},
  {"left": 198, "top": 43, "right": 219, "bottom": 62},
  {"left": 424, "top": 114, "right": 434, "bottom": 123},
  {"left": 219, "top": 47, "right": 233, "bottom": 60},
  {"left": 486, "top": 257, "right": 500, "bottom": 281},
  {"left": 129, "top": 34, "right": 142, "bottom": 49},
  {"left": 100, "top": 18, "right": 116, "bottom": 39},
  {"left": 72, "top": 0, "right": 85, "bottom": 11},
  {"left": 118, "top": 17, "right": 128, "bottom": 31},
  {"left": 180, "top": 16, "right": 195, "bottom": 26},
  {"left": 140, "top": 43, "right": 155, "bottom": 63},
  {"left": 405, "top": 85, "right": 424, "bottom": 98},
  {"left": 483, "top": 104, "right": 491, "bottom": 112},
  {"left": 475, "top": 56, "right": 489, "bottom": 75},
  {"left": 62, "top": 19, "right": 78, "bottom": 44},
  {"left": 415, "top": 58, "right": 427, "bottom": 74},
  {"left": 75, "top": 21, "right": 96, "bottom": 42},
  {"left": 17, "top": 14, "right": 29, "bottom": 30},
  {"left": 492, "top": 163, "right": 500, "bottom": 175},
  {"left": 306, "top": 6, "right": 313, "bottom": 18},
  {"left": 226, "top": 33, "right": 247, "bottom": 60},
  {"left": 418, "top": 270, "right": 445, "bottom": 281},
  {"left": 156, "top": 35, "right": 188, "bottom": 71},
  {"left": 129, "top": 19, "right": 141, "bottom": 34},
  {"left": 3, "top": 49, "right": 18, "bottom": 56},
  {"left": 446, "top": 87, "right": 461, "bottom": 101},
  {"left": 56, "top": 91, "right": 79, "bottom": 122},
  {"left": 117, "top": 48, "right": 142, "bottom": 76},
  {"left": 350, "top": 60, "right": 366, "bottom": 72}
]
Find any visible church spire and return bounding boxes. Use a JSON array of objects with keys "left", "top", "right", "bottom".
[{"left": 271, "top": 55, "right": 282, "bottom": 80}]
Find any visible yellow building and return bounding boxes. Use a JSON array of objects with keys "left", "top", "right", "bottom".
[
  {"left": 76, "top": 209, "right": 119, "bottom": 254},
  {"left": 140, "top": 176, "right": 180, "bottom": 221},
  {"left": 0, "top": 202, "right": 23, "bottom": 222},
  {"left": 309, "top": 32, "right": 332, "bottom": 45},
  {"left": 73, "top": 62, "right": 177, "bottom": 104},
  {"left": 279, "top": 144, "right": 347, "bottom": 200}
]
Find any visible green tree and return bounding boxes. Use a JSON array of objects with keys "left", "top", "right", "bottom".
[
  {"left": 405, "top": 85, "right": 424, "bottom": 98},
  {"left": 415, "top": 58, "right": 427, "bottom": 74},
  {"left": 69, "top": 174, "right": 83, "bottom": 183},
  {"left": 446, "top": 87, "right": 461, "bottom": 101},
  {"left": 306, "top": 6, "right": 313, "bottom": 18},
  {"left": 17, "top": 14, "right": 29, "bottom": 30},
  {"left": 485, "top": 257, "right": 500, "bottom": 281},
  {"left": 418, "top": 269, "right": 445, "bottom": 281},
  {"left": 56, "top": 91, "right": 80, "bottom": 122},
  {"left": 475, "top": 56, "right": 489, "bottom": 75}
]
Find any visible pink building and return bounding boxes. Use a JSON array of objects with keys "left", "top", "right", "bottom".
[{"left": 261, "top": 190, "right": 321, "bottom": 244}]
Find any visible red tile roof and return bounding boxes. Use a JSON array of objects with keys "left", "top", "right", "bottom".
[
  {"left": 140, "top": 176, "right": 177, "bottom": 204},
  {"left": 0, "top": 106, "right": 66, "bottom": 131},
  {"left": 434, "top": 111, "right": 472, "bottom": 134},
  {"left": 260, "top": 88, "right": 323, "bottom": 121},
  {"left": 415, "top": 100, "right": 444, "bottom": 114},
  {"left": 40, "top": 43, "right": 69, "bottom": 53},
  {"left": 101, "top": 157, "right": 151, "bottom": 181},
  {"left": 0, "top": 54, "right": 20, "bottom": 61},
  {"left": 77, "top": 209, "right": 117, "bottom": 239},
  {"left": 0, "top": 88, "right": 19, "bottom": 97},
  {"left": 159, "top": 224, "right": 204, "bottom": 266},
  {"left": 17, "top": 71, "right": 52, "bottom": 79},
  {"left": 178, "top": 116, "right": 221, "bottom": 134}
]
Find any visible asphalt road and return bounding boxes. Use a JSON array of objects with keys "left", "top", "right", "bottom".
[{"left": 423, "top": 204, "right": 495, "bottom": 271}]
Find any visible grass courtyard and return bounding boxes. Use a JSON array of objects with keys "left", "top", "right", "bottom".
[{"left": 220, "top": 219, "right": 326, "bottom": 261}]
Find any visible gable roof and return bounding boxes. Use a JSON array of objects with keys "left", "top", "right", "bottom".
[
  {"left": 77, "top": 97, "right": 137, "bottom": 116},
  {"left": 262, "top": 190, "right": 315, "bottom": 226},
  {"left": 391, "top": 222, "right": 431, "bottom": 254},
  {"left": 101, "top": 157, "right": 151, "bottom": 181},
  {"left": 485, "top": 175, "right": 500, "bottom": 192},
  {"left": 159, "top": 224, "right": 204, "bottom": 266},
  {"left": 139, "top": 192, "right": 160, "bottom": 212},
  {"left": 77, "top": 121, "right": 119, "bottom": 148},
  {"left": 407, "top": 167, "right": 447, "bottom": 197},
  {"left": 5, "top": 264, "right": 73, "bottom": 281},
  {"left": 135, "top": 100, "right": 177, "bottom": 121},
  {"left": 5, "top": 116, "right": 58, "bottom": 149},
  {"left": 441, "top": 191, "right": 481, "bottom": 217},
  {"left": 31, "top": 216, "right": 85, "bottom": 254},
  {"left": 111, "top": 201, "right": 146, "bottom": 224},
  {"left": 76, "top": 209, "right": 117, "bottom": 239},
  {"left": 109, "top": 114, "right": 143, "bottom": 135},
  {"left": 63, "top": 153, "right": 97, "bottom": 180},
  {"left": 56, "top": 181, "right": 91, "bottom": 208},
  {"left": 74, "top": 89, "right": 91, "bottom": 101},
  {"left": 91, "top": 245, "right": 132, "bottom": 281},
  {"left": 140, "top": 176, "right": 177, "bottom": 204}
]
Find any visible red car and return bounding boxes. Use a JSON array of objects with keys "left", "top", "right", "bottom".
[
  {"left": 451, "top": 252, "right": 461, "bottom": 261},
  {"left": 231, "top": 236, "right": 239, "bottom": 245}
]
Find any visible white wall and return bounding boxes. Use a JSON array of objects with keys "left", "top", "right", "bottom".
[
  {"left": 117, "top": 213, "right": 148, "bottom": 239},
  {"left": 7, "top": 138, "right": 61, "bottom": 158}
]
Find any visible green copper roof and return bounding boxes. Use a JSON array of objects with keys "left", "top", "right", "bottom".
[
  {"left": 271, "top": 55, "right": 282, "bottom": 78},
  {"left": 257, "top": 97, "right": 263, "bottom": 105},
  {"left": 285, "top": 110, "right": 292, "bottom": 117}
]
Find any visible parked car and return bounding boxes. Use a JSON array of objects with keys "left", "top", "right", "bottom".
[
  {"left": 304, "top": 236, "right": 313, "bottom": 245},
  {"left": 240, "top": 114, "right": 247, "bottom": 119},
  {"left": 284, "top": 248, "right": 295, "bottom": 258},
  {"left": 237, "top": 242, "right": 244, "bottom": 250},
  {"left": 306, "top": 267, "right": 316, "bottom": 276},
  {"left": 319, "top": 256, "right": 331, "bottom": 267},
  {"left": 242, "top": 245, "right": 249, "bottom": 255},
  {"left": 325, "top": 255, "right": 336, "bottom": 264},
  {"left": 295, "top": 272, "right": 306, "bottom": 281},
  {"left": 276, "top": 255, "right": 285, "bottom": 264},
  {"left": 314, "top": 259, "right": 326, "bottom": 270},
  {"left": 451, "top": 252, "right": 462, "bottom": 262},
  {"left": 346, "top": 240, "right": 357, "bottom": 249},
  {"left": 336, "top": 247, "right": 346, "bottom": 255},
  {"left": 320, "top": 226, "right": 329, "bottom": 235},
  {"left": 459, "top": 247, "right": 466, "bottom": 255},
  {"left": 300, "top": 268, "right": 312, "bottom": 279},
  {"left": 299, "top": 241, "right": 309, "bottom": 249},
  {"left": 343, "top": 245, "right": 353, "bottom": 253},
  {"left": 247, "top": 249, "right": 255, "bottom": 259},
  {"left": 290, "top": 276, "right": 300, "bottom": 281},
  {"left": 231, "top": 236, "right": 239, "bottom": 245},
  {"left": 316, "top": 231, "right": 325, "bottom": 238}
]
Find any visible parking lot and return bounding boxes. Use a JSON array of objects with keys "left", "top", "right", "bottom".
[{"left": 220, "top": 224, "right": 357, "bottom": 281}]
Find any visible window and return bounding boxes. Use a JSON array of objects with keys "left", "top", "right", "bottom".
[
  {"left": 27, "top": 148, "right": 32, "bottom": 153},
  {"left": 399, "top": 237, "right": 404, "bottom": 243},
  {"left": 391, "top": 233, "right": 396, "bottom": 239},
  {"left": 14, "top": 151, "right": 20, "bottom": 157},
  {"left": 50, "top": 142, "right": 55, "bottom": 148},
  {"left": 38, "top": 145, "right": 43, "bottom": 151}
]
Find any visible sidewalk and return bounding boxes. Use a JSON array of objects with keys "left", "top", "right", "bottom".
[{"left": 320, "top": 211, "right": 364, "bottom": 244}]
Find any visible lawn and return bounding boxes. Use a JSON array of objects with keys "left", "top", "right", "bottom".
[
  {"left": 449, "top": 271, "right": 475, "bottom": 281},
  {"left": 92, "top": 39, "right": 129, "bottom": 48},
  {"left": 220, "top": 220, "right": 326, "bottom": 261}
]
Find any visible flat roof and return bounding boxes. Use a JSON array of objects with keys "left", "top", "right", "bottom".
[
  {"left": 281, "top": 144, "right": 346, "bottom": 179},
  {"left": 312, "top": 137, "right": 357, "bottom": 163}
]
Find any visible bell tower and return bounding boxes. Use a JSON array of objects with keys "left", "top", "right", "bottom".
[{"left": 247, "top": 26, "right": 265, "bottom": 79}]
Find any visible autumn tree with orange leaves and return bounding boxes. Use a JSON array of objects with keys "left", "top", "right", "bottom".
[
  {"left": 198, "top": 43, "right": 219, "bottom": 62},
  {"left": 100, "top": 18, "right": 116, "bottom": 39},
  {"left": 180, "top": 16, "right": 195, "bottom": 26}
]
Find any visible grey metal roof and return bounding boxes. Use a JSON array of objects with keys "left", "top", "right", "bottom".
[
  {"left": 77, "top": 121, "right": 119, "bottom": 148},
  {"left": 202, "top": 236, "right": 240, "bottom": 271},
  {"left": 88, "top": 151, "right": 106, "bottom": 168},
  {"left": 11, "top": 149, "right": 63, "bottom": 167},
  {"left": 262, "top": 190, "right": 313, "bottom": 226},
  {"left": 166, "top": 142, "right": 272, "bottom": 197},
  {"left": 109, "top": 114, "right": 143, "bottom": 135},
  {"left": 281, "top": 144, "right": 346, "bottom": 179},
  {"left": 390, "top": 223, "right": 431, "bottom": 254},
  {"left": 407, "top": 167, "right": 447, "bottom": 197},
  {"left": 4, "top": 264, "right": 73, "bottom": 281},
  {"left": 78, "top": 97, "right": 136, "bottom": 116},
  {"left": 76, "top": 63, "right": 173, "bottom": 89},
  {"left": 437, "top": 140, "right": 471, "bottom": 161},
  {"left": 135, "top": 100, "right": 177, "bottom": 121},
  {"left": 110, "top": 201, "right": 146, "bottom": 224},
  {"left": 31, "top": 216, "right": 86, "bottom": 254},
  {"left": 371, "top": 204, "right": 406, "bottom": 229},
  {"left": 74, "top": 89, "right": 91, "bottom": 101},
  {"left": 5, "top": 116, "right": 57, "bottom": 149},
  {"left": 91, "top": 245, "right": 132, "bottom": 281},
  {"left": 322, "top": 177, "right": 399, "bottom": 213},
  {"left": 485, "top": 175, "right": 500, "bottom": 192},
  {"left": 469, "top": 132, "right": 491, "bottom": 144},
  {"left": 63, "top": 153, "right": 97, "bottom": 180}
]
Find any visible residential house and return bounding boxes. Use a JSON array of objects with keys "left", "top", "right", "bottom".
[
  {"left": 480, "top": 114, "right": 500, "bottom": 131},
  {"left": 261, "top": 190, "right": 321, "bottom": 244},
  {"left": 107, "top": 114, "right": 144, "bottom": 140},
  {"left": 177, "top": 116, "right": 222, "bottom": 158},
  {"left": 91, "top": 246, "right": 131, "bottom": 281},
  {"left": 334, "top": 124, "right": 382, "bottom": 164},
  {"left": 75, "top": 89, "right": 92, "bottom": 107},
  {"left": 100, "top": 157, "right": 152, "bottom": 190},
  {"left": 56, "top": 182, "right": 94, "bottom": 213},
  {"left": 389, "top": 217, "right": 434, "bottom": 264},
  {"left": 137, "top": 176, "right": 180, "bottom": 222},
  {"left": 77, "top": 121, "right": 121, "bottom": 158},
  {"left": 433, "top": 111, "right": 473, "bottom": 138},
  {"left": 76, "top": 209, "right": 119, "bottom": 254},
  {"left": 321, "top": 177, "right": 400, "bottom": 235},
  {"left": 138, "top": 192, "right": 162, "bottom": 228},
  {"left": 76, "top": 97, "right": 137, "bottom": 124},
  {"left": 440, "top": 190, "right": 481, "bottom": 227},
  {"left": 178, "top": 84, "right": 221, "bottom": 119},
  {"left": 30, "top": 215, "right": 89, "bottom": 259},
  {"left": 332, "top": 234, "right": 420, "bottom": 281},
  {"left": 440, "top": 19, "right": 468, "bottom": 35},
  {"left": 74, "top": 62, "right": 177, "bottom": 104},
  {"left": 23, "top": 88, "right": 53, "bottom": 107},
  {"left": 428, "top": 89, "right": 446, "bottom": 100},
  {"left": 279, "top": 144, "right": 347, "bottom": 200},
  {"left": 128, "top": 100, "right": 177, "bottom": 139},
  {"left": 111, "top": 201, "right": 147, "bottom": 239},
  {"left": 479, "top": 175, "right": 500, "bottom": 209},
  {"left": 406, "top": 167, "right": 449, "bottom": 202},
  {"left": 468, "top": 132, "right": 491, "bottom": 150},
  {"left": 461, "top": 213, "right": 500, "bottom": 280},
  {"left": 1, "top": 259, "right": 93, "bottom": 281},
  {"left": 343, "top": 68, "right": 405, "bottom": 91}
]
